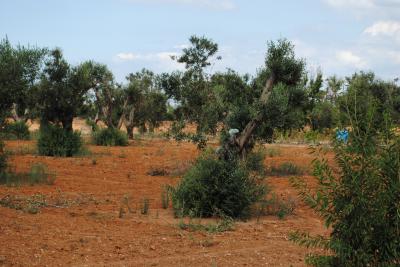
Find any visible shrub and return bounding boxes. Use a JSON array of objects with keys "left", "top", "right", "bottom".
[
  {"left": 38, "top": 124, "right": 83, "bottom": 157},
  {"left": 290, "top": 107, "right": 400, "bottom": 265},
  {"left": 171, "top": 152, "right": 266, "bottom": 219},
  {"left": 93, "top": 128, "right": 128, "bottom": 146},
  {"left": 2, "top": 121, "right": 30, "bottom": 140}
]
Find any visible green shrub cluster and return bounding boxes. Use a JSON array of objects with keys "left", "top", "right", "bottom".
[
  {"left": 1, "top": 121, "right": 30, "bottom": 140},
  {"left": 93, "top": 128, "right": 128, "bottom": 146},
  {"left": 290, "top": 109, "right": 400, "bottom": 265},
  {"left": 38, "top": 124, "right": 82, "bottom": 157},
  {"left": 171, "top": 151, "right": 266, "bottom": 219}
]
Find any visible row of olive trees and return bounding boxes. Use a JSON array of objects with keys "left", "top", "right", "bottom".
[{"left": 0, "top": 38, "right": 169, "bottom": 141}]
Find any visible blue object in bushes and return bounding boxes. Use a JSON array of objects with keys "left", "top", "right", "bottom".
[{"left": 336, "top": 129, "right": 349, "bottom": 143}]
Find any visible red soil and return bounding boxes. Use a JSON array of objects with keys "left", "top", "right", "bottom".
[{"left": 0, "top": 139, "right": 332, "bottom": 266}]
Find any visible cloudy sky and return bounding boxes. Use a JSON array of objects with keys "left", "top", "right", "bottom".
[{"left": 1, "top": 0, "right": 399, "bottom": 82}]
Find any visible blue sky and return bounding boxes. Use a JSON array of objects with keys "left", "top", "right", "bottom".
[{"left": 1, "top": 0, "right": 399, "bottom": 82}]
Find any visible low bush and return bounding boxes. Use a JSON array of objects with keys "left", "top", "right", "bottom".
[
  {"left": 92, "top": 128, "right": 128, "bottom": 146},
  {"left": 171, "top": 152, "right": 266, "bottom": 219},
  {"left": 1, "top": 121, "right": 30, "bottom": 140},
  {"left": 38, "top": 124, "right": 83, "bottom": 157}
]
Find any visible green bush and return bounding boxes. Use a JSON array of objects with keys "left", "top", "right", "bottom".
[
  {"left": 38, "top": 124, "right": 82, "bottom": 157},
  {"left": 171, "top": 152, "right": 266, "bottom": 219},
  {"left": 290, "top": 102, "right": 400, "bottom": 265},
  {"left": 93, "top": 128, "right": 128, "bottom": 146},
  {"left": 1, "top": 121, "right": 30, "bottom": 140}
]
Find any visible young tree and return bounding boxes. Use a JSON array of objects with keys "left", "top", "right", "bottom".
[{"left": 290, "top": 81, "right": 400, "bottom": 266}]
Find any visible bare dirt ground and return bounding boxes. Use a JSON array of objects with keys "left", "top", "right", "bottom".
[{"left": 0, "top": 137, "right": 332, "bottom": 267}]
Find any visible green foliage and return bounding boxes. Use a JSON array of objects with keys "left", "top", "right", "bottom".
[
  {"left": 93, "top": 127, "right": 128, "bottom": 146},
  {"left": 0, "top": 140, "right": 7, "bottom": 174},
  {"left": 0, "top": 37, "right": 46, "bottom": 126},
  {"left": 310, "top": 101, "right": 337, "bottom": 132},
  {"left": 37, "top": 124, "right": 82, "bottom": 157},
  {"left": 2, "top": 121, "right": 30, "bottom": 140},
  {"left": 290, "top": 90, "right": 400, "bottom": 266},
  {"left": 0, "top": 163, "right": 56, "bottom": 186},
  {"left": 171, "top": 152, "right": 266, "bottom": 219}
]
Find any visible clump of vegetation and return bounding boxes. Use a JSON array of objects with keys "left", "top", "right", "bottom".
[
  {"left": 161, "top": 185, "right": 170, "bottom": 209},
  {"left": 140, "top": 198, "right": 150, "bottom": 215},
  {"left": 255, "top": 194, "right": 296, "bottom": 220},
  {"left": 267, "top": 147, "right": 281, "bottom": 157},
  {"left": 266, "top": 162, "right": 304, "bottom": 176},
  {"left": 178, "top": 215, "right": 234, "bottom": 233},
  {"left": 0, "top": 194, "right": 47, "bottom": 214},
  {"left": 1, "top": 121, "right": 30, "bottom": 140},
  {"left": 93, "top": 128, "right": 128, "bottom": 146},
  {"left": 147, "top": 167, "right": 168, "bottom": 176},
  {"left": 0, "top": 163, "right": 56, "bottom": 186},
  {"left": 171, "top": 151, "right": 266, "bottom": 219},
  {"left": 38, "top": 124, "right": 82, "bottom": 157},
  {"left": 290, "top": 83, "right": 400, "bottom": 266},
  {"left": 5, "top": 144, "right": 36, "bottom": 156}
]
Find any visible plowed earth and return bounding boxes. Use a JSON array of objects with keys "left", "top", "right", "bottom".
[{"left": 0, "top": 138, "right": 332, "bottom": 267}]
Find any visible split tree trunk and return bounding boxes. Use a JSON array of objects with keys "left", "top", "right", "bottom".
[{"left": 234, "top": 73, "right": 276, "bottom": 158}]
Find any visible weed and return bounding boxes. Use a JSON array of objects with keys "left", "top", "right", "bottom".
[
  {"left": 266, "top": 162, "right": 304, "bottom": 176},
  {"left": 161, "top": 185, "right": 170, "bottom": 209},
  {"left": 267, "top": 147, "right": 281, "bottom": 157},
  {"left": 140, "top": 198, "right": 150, "bottom": 215},
  {"left": 147, "top": 167, "right": 168, "bottom": 176},
  {"left": 91, "top": 158, "right": 97, "bottom": 165},
  {"left": 5, "top": 145, "right": 36, "bottom": 156},
  {"left": 0, "top": 163, "right": 56, "bottom": 186},
  {"left": 0, "top": 194, "right": 47, "bottom": 214},
  {"left": 118, "top": 151, "right": 127, "bottom": 158},
  {"left": 177, "top": 216, "right": 234, "bottom": 233},
  {"left": 255, "top": 194, "right": 296, "bottom": 220}
]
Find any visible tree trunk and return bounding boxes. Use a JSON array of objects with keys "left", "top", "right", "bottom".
[
  {"left": 62, "top": 116, "right": 74, "bottom": 133},
  {"left": 234, "top": 73, "right": 276, "bottom": 158}
]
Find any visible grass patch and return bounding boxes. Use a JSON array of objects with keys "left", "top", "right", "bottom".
[
  {"left": 266, "top": 162, "right": 304, "bottom": 176},
  {"left": 177, "top": 215, "right": 234, "bottom": 233},
  {"left": 0, "top": 194, "right": 47, "bottom": 214},
  {"left": 147, "top": 167, "right": 168, "bottom": 176},
  {"left": 254, "top": 194, "right": 296, "bottom": 220},
  {"left": 0, "top": 163, "right": 56, "bottom": 186},
  {"left": 267, "top": 147, "right": 282, "bottom": 157}
]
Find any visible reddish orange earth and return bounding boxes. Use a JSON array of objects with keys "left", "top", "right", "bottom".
[{"left": 0, "top": 139, "right": 332, "bottom": 267}]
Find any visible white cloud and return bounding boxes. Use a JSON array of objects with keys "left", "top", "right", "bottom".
[
  {"left": 336, "top": 50, "right": 367, "bottom": 68},
  {"left": 128, "top": 0, "right": 235, "bottom": 10},
  {"left": 364, "top": 21, "right": 400, "bottom": 37},
  {"left": 116, "top": 51, "right": 179, "bottom": 61},
  {"left": 116, "top": 52, "right": 139, "bottom": 61},
  {"left": 324, "top": 0, "right": 374, "bottom": 9}
]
